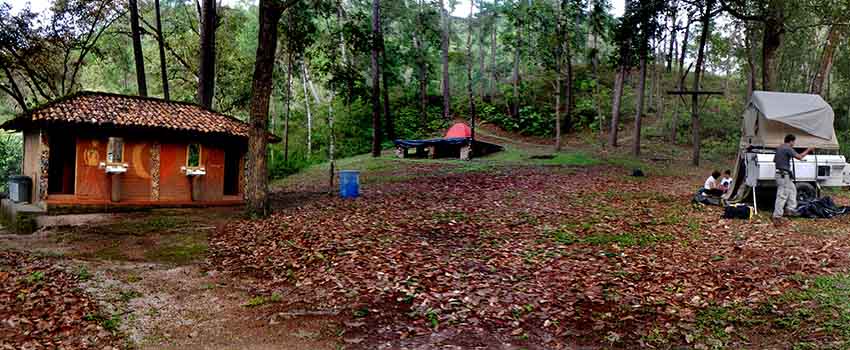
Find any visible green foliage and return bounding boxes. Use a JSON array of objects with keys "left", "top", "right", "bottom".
[
  {"left": 244, "top": 292, "right": 282, "bottom": 307},
  {"left": 0, "top": 133, "right": 22, "bottom": 192}
]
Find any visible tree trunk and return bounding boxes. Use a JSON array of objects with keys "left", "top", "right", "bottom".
[
  {"left": 245, "top": 0, "right": 283, "bottom": 216},
  {"left": 563, "top": 10, "right": 573, "bottom": 134},
  {"left": 647, "top": 45, "right": 655, "bottom": 109},
  {"left": 555, "top": 77, "right": 561, "bottom": 151},
  {"left": 284, "top": 48, "right": 292, "bottom": 163},
  {"left": 745, "top": 22, "right": 757, "bottom": 97},
  {"left": 415, "top": 0, "right": 427, "bottom": 126},
  {"left": 632, "top": 56, "right": 647, "bottom": 157},
  {"left": 609, "top": 67, "right": 625, "bottom": 147},
  {"left": 810, "top": 25, "right": 843, "bottom": 95},
  {"left": 378, "top": 11, "right": 394, "bottom": 142},
  {"left": 691, "top": 0, "right": 712, "bottom": 166},
  {"left": 555, "top": 2, "right": 563, "bottom": 151},
  {"left": 302, "top": 62, "right": 313, "bottom": 159},
  {"left": 154, "top": 0, "right": 169, "bottom": 100},
  {"left": 129, "top": 0, "right": 148, "bottom": 97},
  {"left": 478, "top": 18, "right": 486, "bottom": 102},
  {"left": 371, "top": 0, "right": 383, "bottom": 157},
  {"left": 761, "top": 5, "right": 785, "bottom": 91},
  {"left": 666, "top": 6, "right": 677, "bottom": 72},
  {"left": 328, "top": 87, "right": 336, "bottom": 193},
  {"left": 490, "top": 9, "right": 498, "bottom": 102},
  {"left": 511, "top": 19, "right": 521, "bottom": 120},
  {"left": 678, "top": 16, "right": 691, "bottom": 76},
  {"left": 440, "top": 0, "right": 451, "bottom": 120},
  {"left": 466, "top": 0, "right": 476, "bottom": 144},
  {"left": 198, "top": 0, "right": 216, "bottom": 108}
]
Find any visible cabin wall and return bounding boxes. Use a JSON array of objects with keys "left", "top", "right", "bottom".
[
  {"left": 42, "top": 130, "right": 244, "bottom": 204},
  {"left": 22, "top": 129, "right": 42, "bottom": 205}
]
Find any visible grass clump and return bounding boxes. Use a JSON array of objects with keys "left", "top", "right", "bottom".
[
  {"left": 144, "top": 232, "right": 207, "bottom": 265},
  {"left": 244, "top": 292, "right": 283, "bottom": 307}
]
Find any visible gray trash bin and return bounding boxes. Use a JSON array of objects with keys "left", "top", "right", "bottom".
[{"left": 8, "top": 176, "right": 32, "bottom": 203}]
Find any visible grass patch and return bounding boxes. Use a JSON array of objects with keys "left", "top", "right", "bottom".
[
  {"left": 545, "top": 225, "right": 672, "bottom": 248},
  {"left": 84, "top": 313, "right": 122, "bottom": 332},
  {"left": 686, "top": 274, "right": 850, "bottom": 347},
  {"left": 24, "top": 271, "right": 45, "bottom": 284},
  {"left": 144, "top": 232, "right": 207, "bottom": 265},
  {"left": 119, "top": 290, "right": 143, "bottom": 302},
  {"left": 581, "top": 232, "right": 673, "bottom": 247},
  {"left": 244, "top": 292, "right": 283, "bottom": 307},
  {"left": 91, "top": 214, "right": 193, "bottom": 236}
]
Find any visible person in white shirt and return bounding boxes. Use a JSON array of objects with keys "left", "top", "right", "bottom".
[{"left": 704, "top": 170, "right": 723, "bottom": 196}]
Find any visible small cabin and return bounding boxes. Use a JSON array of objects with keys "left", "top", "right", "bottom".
[{"left": 0, "top": 91, "right": 274, "bottom": 211}]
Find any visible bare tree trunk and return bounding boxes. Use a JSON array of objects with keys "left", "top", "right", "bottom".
[
  {"left": 555, "top": 2, "right": 562, "bottom": 151},
  {"left": 371, "top": 0, "right": 383, "bottom": 157},
  {"left": 414, "top": 0, "right": 427, "bottom": 125},
  {"left": 478, "top": 18, "right": 486, "bottom": 102},
  {"left": 154, "top": 0, "right": 169, "bottom": 100},
  {"left": 378, "top": 11, "right": 394, "bottom": 141},
  {"left": 745, "top": 22, "right": 757, "bottom": 97},
  {"left": 511, "top": 20, "right": 521, "bottom": 120},
  {"left": 328, "top": 87, "right": 336, "bottom": 193},
  {"left": 490, "top": 8, "right": 498, "bottom": 102},
  {"left": 761, "top": 8, "right": 785, "bottom": 91},
  {"left": 609, "top": 67, "right": 625, "bottom": 147},
  {"left": 811, "top": 25, "right": 843, "bottom": 95},
  {"left": 466, "top": 0, "right": 477, "bottom": 144},
  {"left": 691, "top": 0, "right": 713, "bottom": 166},
  {"left": 440, "top": 0, "right": 451, "bottom": 120},
  {"left": 284, "top": 49, "right": 292, "bottom": 163},
  {"left": 563, "top": 8, "right": 573, "bottom": 134},
  {"left": 666, "top": 4, "right": 678, "bottom": 72},
  {"left": 632, "top": 56, "right": 647, "bottom": 157},
  {"left": 647, "top": 45, "right": 655, "bottom": 109},
  {"left": 129, "top": 0, "right": 148, "bottom": 97},
  {"left": 678, "top": 16, "right": 691, "bottom": 76},
  {"left": 302, "top": 62, "right": 313, "bottom": 159},
  {"left": 198, "top": 0, "right": 216, "bottom": 108},
  {"left": 246, "top": 0, "right": 283, "bottom": 216}
]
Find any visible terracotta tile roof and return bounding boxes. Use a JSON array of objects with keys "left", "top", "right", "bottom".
[{"left": 1, "top": 91, "right": 275, "bottom": 141}]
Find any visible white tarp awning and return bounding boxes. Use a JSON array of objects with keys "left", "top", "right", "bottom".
[{"left": 742, "top": 91, "right": 839, "bottom": 149}]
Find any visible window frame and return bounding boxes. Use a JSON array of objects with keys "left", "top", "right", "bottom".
[
  {"left": 186, "top": 143, "right": 203, "bottom": 169},
  {"left": 106, "top": 137, "right": 125, "bottom": 165}
]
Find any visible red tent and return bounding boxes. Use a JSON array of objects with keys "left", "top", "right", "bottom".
[{"left": 444, "top": 123, "right": 472, "bottom": 138}]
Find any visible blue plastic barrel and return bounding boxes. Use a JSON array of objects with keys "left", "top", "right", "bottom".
[{"left": 339, "top": 170, "right": 360, "bottom": 199}]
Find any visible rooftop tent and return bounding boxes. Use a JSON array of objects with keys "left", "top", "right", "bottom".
[
  {"left": 445, "top": 123, "right": 472, "bottom": 138},
  {"left": 742, "top": 91, "right": 839, "bottom": 150}
]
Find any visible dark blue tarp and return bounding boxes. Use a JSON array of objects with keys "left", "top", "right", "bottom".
[{"left": 394, "top": 137, "right": 470, "bottom": 148}]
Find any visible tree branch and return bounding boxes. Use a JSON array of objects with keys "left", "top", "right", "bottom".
[{"left": 719, "top": 0, "right": 765, "bottom": 22}]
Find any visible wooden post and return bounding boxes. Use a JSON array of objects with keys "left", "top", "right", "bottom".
[
  {"left": 110, "top": 174, "right": 121, "bottom": 202},
  {"left": 191, "top": 176, "right": 202, "bottom": 201}
]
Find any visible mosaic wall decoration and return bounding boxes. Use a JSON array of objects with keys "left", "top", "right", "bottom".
[
  {"left": 39, "top": 130, "right": 49, "bottom": 201},
  {"left": 150, "top": 142, "right": 160, "bottom": 200}
]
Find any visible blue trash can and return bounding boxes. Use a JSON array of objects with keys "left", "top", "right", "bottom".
[{"left": 339, "top": 170, "right": 360, "bottom": 199}]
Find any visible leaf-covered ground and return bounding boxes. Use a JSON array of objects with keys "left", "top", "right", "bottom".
[
  {"left": 210, "top": 155, "right": 850, "bottom": 349},
  {"left": 0, "top": 250, "right": 121, "bottom": 349}
]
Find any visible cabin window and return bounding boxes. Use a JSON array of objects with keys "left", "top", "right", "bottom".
[
  {"left": 187, "top": 144, "right": 202, "bottom": 168},
  {"left": 107, "top": 137, "right": 124, "bottom": 164}
]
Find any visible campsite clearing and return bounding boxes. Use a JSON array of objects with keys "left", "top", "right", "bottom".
[
  {"left": 212, "top": 148, "right": 850, "bottom": 349},
  {"left": 4, "top": 143, "right": 850, "bottom": 348}
]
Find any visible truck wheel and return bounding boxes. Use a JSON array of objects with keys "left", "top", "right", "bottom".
[{"left": 796, "top": 182, "right": 817, "bottom": 202}]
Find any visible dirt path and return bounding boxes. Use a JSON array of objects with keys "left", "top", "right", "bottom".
[{"left": 0, "top": 208, "right": 341, "bottom": 349}]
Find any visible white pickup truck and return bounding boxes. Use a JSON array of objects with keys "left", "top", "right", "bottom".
[{"left": 726, "top": 92, "right": 850, "bottom": 205}]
